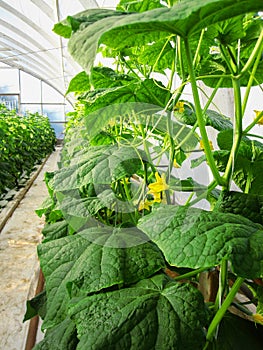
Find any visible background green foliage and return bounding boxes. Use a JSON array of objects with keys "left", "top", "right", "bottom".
[{"left": 0, "top": 104, "right": 56, "bottom": 201}]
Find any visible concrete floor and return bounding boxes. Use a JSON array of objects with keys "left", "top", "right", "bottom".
[{"left": 0, "top": 148, "right": 61, "bottom": 350}]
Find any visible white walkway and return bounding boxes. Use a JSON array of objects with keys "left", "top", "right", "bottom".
[{"left": 0, "top": 148, "right": 60, "bottom": 350}]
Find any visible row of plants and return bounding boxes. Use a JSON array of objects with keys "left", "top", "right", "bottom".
[
  {"left": 25, "top": 0, "right": 263, "bottom": 349},
  {"left": 0, "top": 104, "right": 56, "bottom": 204}
]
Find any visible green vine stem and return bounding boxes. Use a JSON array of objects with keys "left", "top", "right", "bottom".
[
  {"left": 205, "top": 277, "right": 245, "bottom": 344},
  {"left": 173, "top": 266, "right": 209, "bottom": 281},
  {"left": 218, "top": 44, "right": 244, "bottom": 195},
  {"left": 214, "top": 259, "right": 228, "bottom": 311},
  {"left": 242, "top": 40, "right": 263, "bottom": 115},
  {"left": 245, "top": 133, "right": 263, "bottom": 141},
  {"left": 219, "top": 44, "right": 236, "bottom": 75},
  {"left": 238, "top": 29, "right": 263, "bottom": 78},
  {"left": 166, "top": 112, "right": 175, "bottom": 180},
  {"left": 199, "top": 77, "right": 224, "bottom": 113},
  {"left": 122, "top": 178, "right": 140, "bottom": 223},
  {"left": 117, "top": 180, "right": 137, "bottom": 225},
  {"left": 137, "top": 122, "right": 156, "bottom": 174},
  {"left": 197, "top": 74, "right": 232, "bottom": 81},
  {"left": 168, "top": 82, "right": 186, "bottom": 111},
  {"left": 151, "top": 35, "right": 176, "bottom": 95},
  {"left": 222, "top": 78, "right": 243, "bottom": 187},
  {"left": 184, "top": 38, "right": 226, "bottom": 187},
  {"left": 177, "top": 36, "right": 186, "bottom": 82},
  {"left": 244, "top": 171, "right": 253, "bottom": 194},
  {"left": 193, "top": 29, "right": 205, "bottom": 68},
  {"left": 165, "top": 44, "right": 177, "bottom": 188}
]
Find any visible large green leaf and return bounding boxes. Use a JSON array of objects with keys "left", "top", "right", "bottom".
[
  {"left": 89, "top": 131, "right": 115, "bottom": 146},
  {"left": 38, "top": 226, "right": 165, "bottom": 329},
  {"left": 204, "top": 110, "right": 233, "bottom": 131},
  {"left": 104, "top": 31, "right": 168, "bottom": 57},
  {"left": 57, "top": 190, "right": 129, "bottom": 231},
  {"left": 80, "top": 91, "right": 136, "bottom": 128},
  {"left": 66, "top": 71, "right": 90, "bottom": 95},
  {"left": 24, "top": 291, "right": 47, "bottom": 322},
  {"left": 216, "top": 191, "right": 263, "bottom": 225},
  {"left": 217, "top": 129, "right": 263, "bottom": 151},
  {"left": 35, "top": 196, "right": 54, "bottom": 218},
  {"left": 52, "top": 144, "right": 145, "bottom": 192},
  {"left": 58, "top": 193, "right": 113, "bottom": 217},
  {"left": 81, "top": 85, "right": 137, "bottom": 115},
  {"left": 84, "top": 102, "right": 162, "bottom": 140},
  {"left": 137, "top": 78, "right": 170, "bottom": 106},
  {"left": 90, "top": 66, "right": 134, "bottom": 88},
  {"left": 214, "top": 15, "right": 246, "bottom": 45},
  {"left": 42, "top": 220, "right": 69, "bottom": 242},
  {"left": 56, "top": 0, "right": 262, "bottom": 72},
  {"left": 174, "top": 103, "right": 233, "bottom": 131},
  {"left": 33, "top": 318, "right": 78, "bottom": 350},
  {"left": 53, "top": 9, "right": 125, "bottom": 38},
  {"left": 80, "top": 78, "right": 168, "bottom": 118},
  {"left": 138, "top": 205, "right": 263, "bottom": 278},
  {"left": 69, "top": 274, "right": 208, "bottom": 350}
]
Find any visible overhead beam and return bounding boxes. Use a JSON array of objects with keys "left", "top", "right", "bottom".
[
  {"left": 0, "top": 35, "right": 60, "bottom": 77},
  {"left": 0, "top": 0, "right": 57, "bottom": 47},
  {"left": 29, "top": 0, "right": 56, "bottom": 21}
]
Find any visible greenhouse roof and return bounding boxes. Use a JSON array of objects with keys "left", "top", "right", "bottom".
[{"left": 0, "top": 0, "right": 119, "bottom": 103}]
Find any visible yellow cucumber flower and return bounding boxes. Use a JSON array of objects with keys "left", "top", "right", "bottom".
[
  {"left": 150, "top": 191, "right": 162, "bottom": 203},
  {"left": 138, "top": 199, "right": 152, "bottom": 211},
  {"left": 174, "top": 101, "right": 185, "bottom": 113},
  {"left": 254, "top": 110, "right": 263, "bottom": 125},
  {"left": 120, "top": 177, "right": 129, "bottom": 185},
  {"left": 252, "top": 313, "right": 263, "bottom": 325},
  {"left": 173, "top": 159, "right": 181, "bottom": 168},
  {"left": 148, "top": 172, "right": 169, "bottom": 194},
  {"left": 200, "top": 139, "right": 214, "bottom": 151},
  {"left": 108, "top": 119, "right": 115, "bottom": 127},
  {"left": 138, "top": 191, "right": 164, "bottom": 211}
]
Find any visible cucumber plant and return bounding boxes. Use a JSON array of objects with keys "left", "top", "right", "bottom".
[
  {"left": 25, "top": 1, "right": 263, "bottom": 349},
  {"left": 0, "top": 104, "right": 56, "bottom": 205}
]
